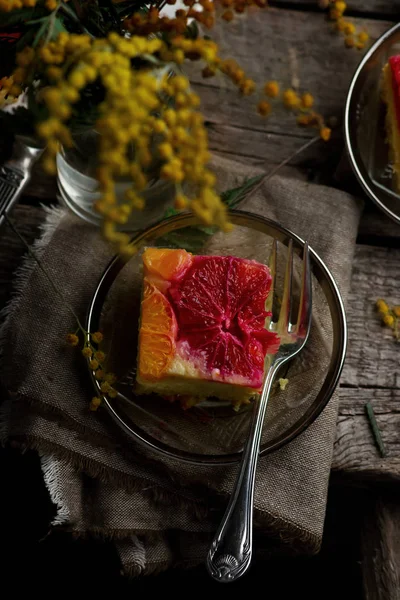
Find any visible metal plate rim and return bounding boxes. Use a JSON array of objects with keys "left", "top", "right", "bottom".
[
  {"left": 86, "top": 210, "right": 347, "bottom": 465},
  {"left": 345, "top": 22, "right": 400, "bottom": 225}
]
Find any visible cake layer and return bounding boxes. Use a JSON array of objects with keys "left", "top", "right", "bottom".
[{"left": 136, "top": 376, "right": 257, "bottom": 403}]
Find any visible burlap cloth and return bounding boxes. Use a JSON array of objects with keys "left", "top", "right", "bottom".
[{"left": 0, "top": 154, "right": 362, "bottom": 576}]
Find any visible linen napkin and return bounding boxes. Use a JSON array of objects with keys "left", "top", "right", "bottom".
[{"left": 0, "top": 154, "right": 363, "bottom": 576}]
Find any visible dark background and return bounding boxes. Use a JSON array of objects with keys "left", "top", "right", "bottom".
[{"left": 1, "top": 444, "right": 367, "bottom": 597}]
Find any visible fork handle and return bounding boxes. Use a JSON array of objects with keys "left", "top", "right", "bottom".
[
  {"left": 206, "top": 363, "right": 279, "bottom": 583},
  {"left": 0, "top": 138, "right": 43, "bottom": 229}
]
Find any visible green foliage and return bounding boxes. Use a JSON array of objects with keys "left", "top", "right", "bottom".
[
  {"left": 158, "top": 175, "right": 264, "bottom": 252},
  {"left": 220, "top": 174, "right": 263, "bottom": 208},
  {"left": 0, "top": 6, "right": 42, "bottom": 27}
]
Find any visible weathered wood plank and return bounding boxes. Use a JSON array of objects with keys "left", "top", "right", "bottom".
[
  {"left": 189, "top": 9, "right": 391, "bottom": 129},
  {"left": 335, "top": 387, "right": 400, "bottom": 479},
  {"left": 186, "top": 8, "right": 392, "bottom": 171},
  {"left": 332, "top": 242, "right": 400, "bottom": 480},
  {"left": 361, "top": 494, "right": 400, "bottom": 600},
  {"left": 342, "top": 244, "right": 400, "bottom": 389},
  {"left": 206, "top": 123, "right": 341, "bottom": 166},
  {"left": 358, "top": 203, "right": 400, "bottom": 244},
  {"left": 271, "top": 0, "right": 399, "bottom": 17}
]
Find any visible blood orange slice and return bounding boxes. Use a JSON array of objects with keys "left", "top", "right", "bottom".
[{"left": 168, "top": 256, "right": 279, "bottom": 388}]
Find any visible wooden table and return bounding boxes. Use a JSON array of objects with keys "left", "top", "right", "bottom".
[{"left": 0, "top": 2, "right": 399, "bottom": 597}]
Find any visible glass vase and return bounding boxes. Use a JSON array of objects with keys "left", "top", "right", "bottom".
[{"left": 56, "top": 128, "right": 175, "bottom": 231}]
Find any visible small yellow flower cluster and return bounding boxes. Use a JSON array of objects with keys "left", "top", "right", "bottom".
[
  {"left": 0, "top": 0, "right": 36, "bottom": 10},
  {"left": 199, "top": 52, "right": 330, "bottom": 140},
  {"left": 219, "top": 58, "right": 255, "bottom": 95},
  {"left": 0, "top": 47, "right": 36, "bottom": 106},
  {"left": 0, "top": 0, "right": 64, "bottom": 10},
  {"left": 66, "top": 333, "right": 79, "bottom": 346},
  {"left": 125, "top": 2, "right": 214, "bottom": 35},
  {"left": 264, "top": 80, "right": 280, "bottom": 98},
  {"left": 219, "top": 0, "right": 268, "bottom": 22},
  {"left": 66, "top": 328, "right": 118, "bottom": 409},
  {"left": 30, "top": 32, "right": 230, "bottom": 254},
  {"left": 25, "top": 34, "right": 98, "bottom": 171},
  {"left": 0, "top": 77, "right": 19, "bottom": 107},
  {"left": 258, "top": 81, "right": 332, "bottom": 141},
  {"left": 376, "top": 299, "right": 400, "bottom": 341},
  {"left": 125, "top": 0, "right": 268, "bottom": 36},
  {"left": 327, "top": 1, "right": 369, "bottom": 50}
]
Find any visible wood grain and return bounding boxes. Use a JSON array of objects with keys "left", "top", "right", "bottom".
[
  {"left": 205, "top": 122, "right": 341, "bottom": 166},
  {"left": 341, "top": 244, "right": 400, "bottom": 389},
  {"left": 332, "top": 241, "right": 400, "bottom": 480},
  {"left": 335, "top": 387, "right": 400, "bottom": 480},
  {"left": 187, "top": 7, "right": 392, "bottom": 168},
  {"left": 361, "top": 494, "right": 400, "bottom": 600}
]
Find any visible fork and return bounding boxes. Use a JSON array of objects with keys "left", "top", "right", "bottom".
[{"left": 206, "top": 239, "right": 312, "bottom": 583}]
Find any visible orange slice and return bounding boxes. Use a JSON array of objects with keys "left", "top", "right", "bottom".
[
  {"left": 141, "top": 287, "right": 177, "bottom": 336},
  {"left": 139, "top": 285, "right": 176, "bottom": 380},
  {"left": 142, "top": 278, "right": 155, "bottom": 299},
  {"left": 143, "top": 248, "right": 192, "bottom": 281},
  {"left": 138, "top": 331, "right": 174, "bottom": 380}
]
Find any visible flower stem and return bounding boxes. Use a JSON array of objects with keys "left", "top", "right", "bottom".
[
  {"left": 3, "top": 213, "right": 85, "bottom": 333},
  {"left": 241, "top": 135, "right": 320, "bottom": 204},
  {"left": 365, "top": 402, "right": 387, "bottom": 458},
  {"left": 59, "top": 3, "right": 93, "bottom": 36}
]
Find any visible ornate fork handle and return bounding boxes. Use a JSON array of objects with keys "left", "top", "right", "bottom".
[
  {"left": 206, "top": 362, "right": 279, "bottom": 583},
  {"left": 0, "top": 137, "right": 43, "bottom": 229}
]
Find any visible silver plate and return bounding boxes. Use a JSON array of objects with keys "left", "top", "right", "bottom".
[{"left": 345, "top": 22, "right": 400, "bottom": 224}]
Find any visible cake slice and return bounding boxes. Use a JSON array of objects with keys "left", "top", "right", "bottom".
[
  {"left": 136, "top": 248, "right": 280, "bottom": 406},
  {"left": 382, "top": 55, "right": 400, "bottom": 191}
]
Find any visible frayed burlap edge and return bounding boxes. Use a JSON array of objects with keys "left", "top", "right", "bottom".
[
  {"left": 0, "top": 204, "right": 324, "bottom": 564},
  {"left": 5, "top": 427, "right": 321, "bottom": 554}
]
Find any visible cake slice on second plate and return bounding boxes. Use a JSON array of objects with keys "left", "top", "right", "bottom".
[{"left": 382, "top": 55, "right": 400, "bottom": 191}]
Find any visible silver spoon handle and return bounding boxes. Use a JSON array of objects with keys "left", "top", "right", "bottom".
[
  {"left": 206, "top": 364, "right": 278, "bottom": 583},
  {"left": 0, "top": 137, "right": 43, "bottom": 228}
]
